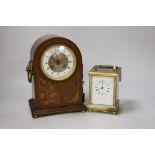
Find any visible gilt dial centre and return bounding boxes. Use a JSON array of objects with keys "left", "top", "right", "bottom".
[{"left": 48, "top": 52, "right": 68, "bottom": 72}]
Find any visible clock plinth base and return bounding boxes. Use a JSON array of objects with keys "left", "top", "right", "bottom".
[
  {"left": 87, "top": 100, "right": 119, "bottom": 115},
  {"left": 29, "top": 99, "right": 87, "bottom": 118}
]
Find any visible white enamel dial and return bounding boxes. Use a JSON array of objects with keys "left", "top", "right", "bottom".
[
  {"left": 41, "top": 45, "right": 77, "bottom": 81},
  {"left": 91, "top": 76, "right": 114, "bottom": 105}
]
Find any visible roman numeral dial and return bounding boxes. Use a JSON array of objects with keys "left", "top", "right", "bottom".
[
  {"left": 92, "top": 76, "right": 114, "bottom": 106},
  {"left": 95, "top": 79, "right": 111, "bottom": 96},
  {"left": 41, "top": 45, "right": 77, "bottom": 81}
]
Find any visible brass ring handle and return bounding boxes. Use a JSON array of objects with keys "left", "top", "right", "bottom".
[
  {"left": 113, "top": 66, "right": 122, "bottom": 81},
  {"left": 117, "top": 67, "right": 122, "bottom": 81},
  {"left": 27, "top": 71, "right": 32, "bottom": 83},
  {"left": 26, "top": 60, "right": 33, "bottom": 83}
]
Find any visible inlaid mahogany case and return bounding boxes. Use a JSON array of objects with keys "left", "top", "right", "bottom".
[{"left": 26, "top": 35, "right": 87, "bottom": 118}]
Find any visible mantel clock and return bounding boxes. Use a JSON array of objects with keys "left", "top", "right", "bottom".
[
  {"left": 87, "top": 65, "right": 121, "bottom": 115},
  {"left": 26, "top": 35, "right": 87, "bottom": 118}
]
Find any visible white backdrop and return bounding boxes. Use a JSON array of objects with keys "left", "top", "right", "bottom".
[{"left": 0, "top": 26, "right": 155, "bottom": 128}]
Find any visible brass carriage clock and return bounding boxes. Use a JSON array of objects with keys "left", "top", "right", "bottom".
[
  {"left": 87, "top": 65, "right": 121, "bottom": 115},
  {"left": 26, "top": 35, "right": 87, "bottom": 118}
]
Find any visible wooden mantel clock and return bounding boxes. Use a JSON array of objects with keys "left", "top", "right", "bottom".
[{"left": 26, "top": 35, "right": 87, "bottom": 118}]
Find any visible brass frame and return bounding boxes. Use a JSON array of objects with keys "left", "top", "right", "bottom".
[
  {"left": 87, "top": 65, "right": 120, "bottom": 115},
  {"left": 41, "top": 44, "right": 77, "bottom": 81}
]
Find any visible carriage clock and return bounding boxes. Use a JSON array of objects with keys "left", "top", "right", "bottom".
[
  {"left": 87, "top": 65, "right": 121, "bottom": 115},
  {"left": 26, "top": 35, "right": 87, "bottom": 118}
]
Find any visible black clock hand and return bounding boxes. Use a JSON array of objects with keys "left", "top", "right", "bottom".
[
  {"left": 102, "top": 80, "right": 105, "bottom": 88},
  {"left": 96, "top": 88, "right": 102, "bottom": 91},
  {"left": 96, "top": 87, "right": 104, "bottom": 91}
]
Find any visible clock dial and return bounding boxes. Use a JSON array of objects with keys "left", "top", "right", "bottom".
[
  {"left": 91, "top": 76, "right": 114, "bottom": 105},
  {"left": 41, "top": 45, "right": 77, "bottom": 80}
]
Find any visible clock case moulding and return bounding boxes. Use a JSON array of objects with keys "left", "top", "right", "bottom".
[{"left": 26, "top": 35, "right": 87, "bottom": 118}]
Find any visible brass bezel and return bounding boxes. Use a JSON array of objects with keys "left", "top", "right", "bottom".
[
  {"left": 41, "top": 44, "right": 77, "bottom": 81},
  {"left": 87, "top": 65, "right": 120, "bottom": 114}
]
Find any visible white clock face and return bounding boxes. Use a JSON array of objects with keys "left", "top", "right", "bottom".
[
  {"left": 41, "top": 45, "right": 77, "bottom": 81},
  {"left": 91, "top": 76, "right": 114, "bottom": 105}
]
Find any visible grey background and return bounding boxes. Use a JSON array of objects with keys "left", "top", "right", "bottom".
[{"left": 0, "top": 26, "right": 155, "bottom": 128}]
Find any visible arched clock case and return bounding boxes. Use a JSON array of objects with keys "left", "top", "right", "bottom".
[{"left": 26, "top": 35, "right": 87, "bottom": 118}]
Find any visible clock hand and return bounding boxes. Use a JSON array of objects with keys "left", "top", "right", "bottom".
[
  {"left": 102, "top": 80, "right": 105, "bottom": 88},
  {"left": 54, "top": 53, "right": 60, "bottom": 65},
  {"left": 96, "top": 88, "right": 101, "bottom": 91}
]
